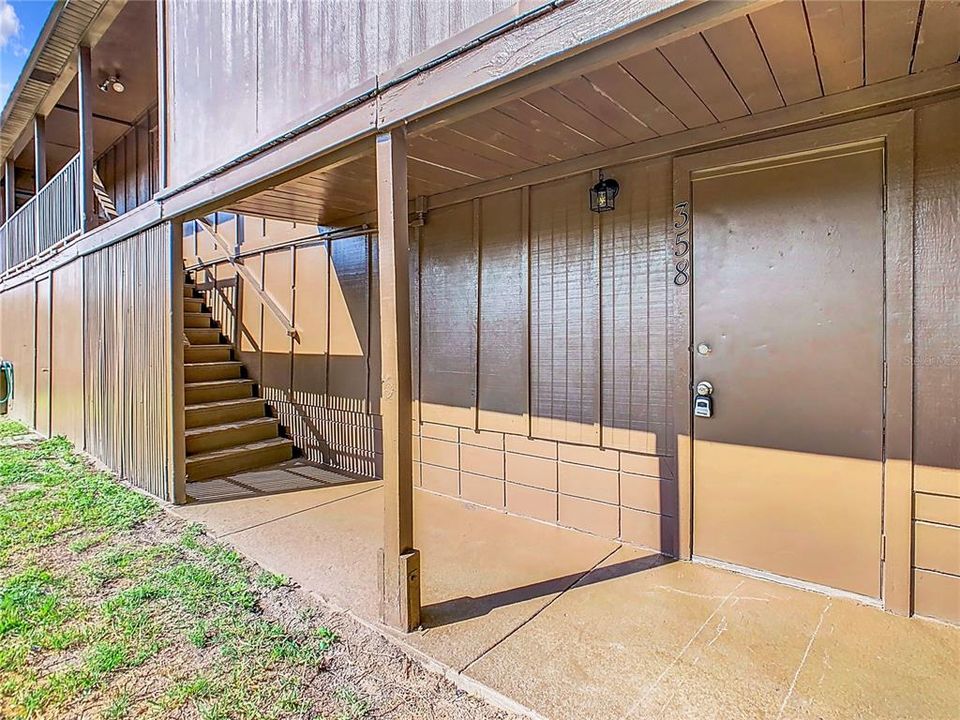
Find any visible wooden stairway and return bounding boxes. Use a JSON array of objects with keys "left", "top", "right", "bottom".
[{"left": 182, "top": 278, "right": 293, "bottom": 481}]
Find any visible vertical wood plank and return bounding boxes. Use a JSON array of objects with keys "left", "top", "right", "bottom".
[
  {"left": 659, "top": 34, "right": 750, "bottom": 121},
  {"left": 34, "top": 115, "right": 47, "bottom": 190},
  {"left": 375, "top": 127, "right": 420, "bottom": 633},
  {"left": 864, "top": 0, "right": 921, "bottom": 84},
  {"left": 750, "top": 2, "right": 823, "bottom": 104},
  {"left": 805, "top": 0, "right": 864, "bottom": 95},
  {"left": 911, "top": 0, "right": 960, "bottom": 73},
  {"left": 881, "top": 112, "right": 916, "bottom": 615},
  {"left": 702, "top": 17, "right": 784, "bottom": 114},
  {"left": 166, "top": 223, "right": 186, "bottom": 503}
]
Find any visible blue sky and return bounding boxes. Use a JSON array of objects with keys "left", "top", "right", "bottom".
[{"left": 1, "top": 0, "right": 56, "bottom": 109}]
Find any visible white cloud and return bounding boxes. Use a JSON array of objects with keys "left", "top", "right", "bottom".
[{"left": 0, "top": 0, "right": 21, "bottom": 50}]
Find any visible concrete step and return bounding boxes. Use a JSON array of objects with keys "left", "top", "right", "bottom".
[
  {"left": 183, "top": 297, "right": 204, "bottom": 313},
  {"left": 184, "top": 344, "right": 233, "bottom": 364},
  {"left": 186, "top": 416, "right": 280, "bottom": 455},
  {"left": 184, "top": 327, "right": 221, "bottom": 345},
  {"left": 185, "top": 397, "right": 266, "bottom": 428},
  {"left": 184, "top": 378, "right": 254, "bottom": 404},
  {"left": 184, "top": 361, "right": 243, "bottom": 383},
  {"left": 186, "top": 437, "right": 294, "bottom": 481}
]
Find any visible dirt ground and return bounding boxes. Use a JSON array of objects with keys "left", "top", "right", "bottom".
[{"left": 0, "top": 422, "right": 516, "bottom": 720}]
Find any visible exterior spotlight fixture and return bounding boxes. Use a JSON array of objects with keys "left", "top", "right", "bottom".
[
  {"left": 99, "top": 75, "right": 125, "bottom": 93},
  {"left": 589, "top": 170, "right": 619, "bottom": 213}
]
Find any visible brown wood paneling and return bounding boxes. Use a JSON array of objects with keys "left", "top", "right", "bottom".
[
  {"left": 805, "top": 0, "right": 864, "bottom": 95},
  {"left": 0, "top": 281, "right": 36, "bottom": 425},
  {"left": 375, "top": 0, "right": 513, "bottom": 77},
  {"left": 327, "top": 234, "right": 371, "bottom": 414},
  {"left": 256, "top": 0, "right": 376, "bottom": 146},
  {"left": 523, "top": 87, "right": 632, "bottom": 149},
  {"left": 420, "top": 202, "right": 477, "bottom": 428},
  {"left": 95, "top": 108, "right": 159, "bottom": 218},
  {"left": 51, "top": 259, "right": 84, "bottom": 445},
  {"left": 292, "top": 241, "right": 329, "bottom": 400},
  {"left": 600, "top": 159, "right": 672, "bottom": 456},
  {"left": 914, "top": 98, "right": 960, "bottom": 516},
  {"left": 166, "top": 0, "right": 259, "bottom": 186},
  {"left": 864, "top": 0, "right": 921, "bottom": 84},
  {"left": 749, "top": 1, "right": 823, "bottom": 104},
  {"left": 530, "top": 174, "right": 598, "bottom": 444},
  {"left": 913, "top": 568, "right": 960, "bottom": 624},
  {"left": 478, "top": 190, "right": 527, "bottom": 434},
  {"left": 585, "top": 63, "right": 684, "bottom": 137},
  {"left": 701, "top": 17, "right": 783, "bottom": 114},
  {"left": 915, "top": 493, "right": 960, "bottom": 527},
  {"left": 914, "top": 521, "right": 960, "bottom": 576},
  {"left": 912, "top": 1, "right": 960, "bottom": 73},
  {"left": 34, "top": 276, "right": 52, "bottom": 437},
  {"left": 84, "top": 224, "right": 173, "bottom": 500},
  {"left": 659, "top": 34, "right": 749, "bottom": 122},
  {"left": 552, "top": 76, "right": 657, "bottom": 144},
  {"left": 166, "top": 0, "right": 514, "bottom": 188},
  {"left": 619, "top": 50, "right": 715, "bottom": 129},
  {"left": 260, "top": 248, "right": 294, "bottom": 392}
]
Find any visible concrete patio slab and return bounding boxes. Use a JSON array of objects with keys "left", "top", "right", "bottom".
[
  {"left": 465, "top": 545, "right": 960, "bottom": 720},
  {"left": 411, "top": 490, "right": 620, "bottom": 671},
  {"left": 172, "top": 466, "right": 960, "bottom": 720}
]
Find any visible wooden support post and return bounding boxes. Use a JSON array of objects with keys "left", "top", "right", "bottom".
[
  {"left": 375, "top": 126, "right": 420, "bottom": 632},
  {"left": 77, "top": 45, "right": 95, "bottom": 232},
  {"left": 3, "top": 157, "right": 14, "bottom": 221},
  {"left": 34, "top": 115, "right": 47, "bottom": 190}
]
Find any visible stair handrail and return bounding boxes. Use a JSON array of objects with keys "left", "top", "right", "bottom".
[{"left": 196, "top": 218, "right": 299, "bottom": 341}]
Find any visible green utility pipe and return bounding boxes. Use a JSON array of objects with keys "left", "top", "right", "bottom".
[{"left": 0, "top": 361, "right": 14, "bottom": 409}]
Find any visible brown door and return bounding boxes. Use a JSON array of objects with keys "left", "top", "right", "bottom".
[{"left": 691, "top": 144, "right": 885, "bottom": 599}]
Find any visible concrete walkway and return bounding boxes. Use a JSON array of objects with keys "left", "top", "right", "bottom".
[{"left": 174, "top": 463, "right": 960, "bottom": 720}]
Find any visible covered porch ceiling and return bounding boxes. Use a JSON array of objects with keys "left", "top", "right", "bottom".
[
  {"left": 10, "top": 0, "right": 157, "bottom": 184},
  {"left": 227, "top": 0, "right": 959, "bottom": 226}
]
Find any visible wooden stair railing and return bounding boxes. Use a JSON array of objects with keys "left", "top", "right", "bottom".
[
  {"left": 92, "top": 168, "right": 118, "bottom": 220},
  {"left": 196, "top": 218, "right": 299, "bottom": 341}
]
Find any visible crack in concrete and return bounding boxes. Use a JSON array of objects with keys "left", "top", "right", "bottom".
[
  {"left": 776, "top": 600, "right": 832, "bottom": 720},
  {"left": 625, "top": 580, "right": 745, "bottom": 719}
]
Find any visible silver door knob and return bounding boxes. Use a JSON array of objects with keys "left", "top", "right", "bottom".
[{"left": 696, "top": 381, "right": 714, "bottom": 396}]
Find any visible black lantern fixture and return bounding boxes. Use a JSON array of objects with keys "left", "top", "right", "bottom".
[{"left": 589, "top": 170, "right": 619, "bottom": 213}]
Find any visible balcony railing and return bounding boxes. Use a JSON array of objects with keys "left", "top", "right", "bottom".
[{"left": 1, "top": 153, "right": 81, "bottom": 274}]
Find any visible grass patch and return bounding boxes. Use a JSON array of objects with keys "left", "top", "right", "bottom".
[{"left": 0, "top": 419, "right": 341, "bottom": 720}]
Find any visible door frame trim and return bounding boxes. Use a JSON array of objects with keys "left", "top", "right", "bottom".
[{"left": 671, "top": 111, "right": 915, "bottom": 615}]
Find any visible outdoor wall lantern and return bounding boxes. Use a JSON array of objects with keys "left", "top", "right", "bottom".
[{"left": 589, "top": 171, "right": 619, "bottom": 213}]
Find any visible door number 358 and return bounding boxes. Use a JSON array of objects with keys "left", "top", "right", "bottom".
[{"left": 673, "top": 201, "right": 690, "bottom": 286}]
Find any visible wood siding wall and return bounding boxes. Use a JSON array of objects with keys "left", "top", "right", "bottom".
[
  {"left": 95, "top": 107, "right": 161, "bottom": 217},
  {"left": 182, "top": 96, "right": 960, "bottom": 622},
  {"left": 415, "top": 159, "right": 677, "bottom": 552},
  {"left": 164, "top": 0, "right": 518, "bottom": 187},
  {"left": 0, "top": 223, "right": 177, "bottom": 501},
  {"left": 912, "top": 97, "right": 960, "bottom": 624}
]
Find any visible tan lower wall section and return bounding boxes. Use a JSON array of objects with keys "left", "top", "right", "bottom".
[{"left": 414, "top": 421, "right": 677, "bottom": 553}]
